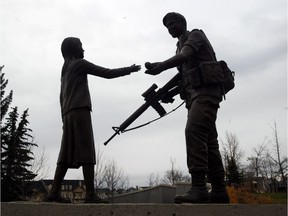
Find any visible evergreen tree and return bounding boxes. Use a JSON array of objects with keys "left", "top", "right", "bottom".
[
  {"left": 226, "top": 156, "right": 240, "bottom": 187},
  {"left": 1, "top": 66, "right": 13, "bottom": 121},
  {"left": 1, "top": 68, "right": 37, "bottom": 201}
]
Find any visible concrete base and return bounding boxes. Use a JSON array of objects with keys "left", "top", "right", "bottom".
[
  {"left": 1, "top": 202, "right": 287, "bottom": 216},
  {"left": 110, "top": 184, "right": 176, "bottom": 203}
]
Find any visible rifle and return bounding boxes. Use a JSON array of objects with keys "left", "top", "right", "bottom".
[{"left": 104, "top": 73, "right": 180, "bottom": 145}]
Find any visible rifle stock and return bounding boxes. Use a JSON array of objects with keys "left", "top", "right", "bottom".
[{"left": 104, "top": 73, "right": 180, "bottom": 146}]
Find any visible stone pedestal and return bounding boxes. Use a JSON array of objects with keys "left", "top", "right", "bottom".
[{"left": 1, "top": 202, "right": 287, "bottom": 216}]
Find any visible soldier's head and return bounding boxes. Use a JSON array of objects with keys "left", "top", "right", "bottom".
[
  {"left": 163, "top": 12, "right": 187, "bottom": 38},
  {"left": 61, "top": 37, "right": 84, "bottom": 60}
]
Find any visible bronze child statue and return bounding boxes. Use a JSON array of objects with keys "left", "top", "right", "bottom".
[{"left": 47, "top": 37, "right": 140, "bottom": 203}]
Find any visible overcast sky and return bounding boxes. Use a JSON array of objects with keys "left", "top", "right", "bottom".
[{"left": 1, "top": 0, "right": 287, "bottom": 187}]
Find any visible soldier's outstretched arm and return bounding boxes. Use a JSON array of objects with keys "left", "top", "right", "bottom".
[{"left": 145, "top": 45, "right": 194, "bottom": 75}]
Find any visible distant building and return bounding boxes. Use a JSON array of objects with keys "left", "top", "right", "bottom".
[{"left": 26, "top": 179, "right": 115, "bottom": 203}]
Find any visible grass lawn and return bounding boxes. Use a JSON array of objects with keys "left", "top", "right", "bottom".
[{"left": 267, "top": 193, "right": 287, "bottom": 204}]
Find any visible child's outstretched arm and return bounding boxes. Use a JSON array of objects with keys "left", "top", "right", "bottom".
[{"left": 80, "top": 59, "right": 141, "bottom": 78}]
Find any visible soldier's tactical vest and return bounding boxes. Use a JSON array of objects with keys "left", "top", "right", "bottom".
[{"left": 180, "top": 60, "right": 235, "bottom": 100}]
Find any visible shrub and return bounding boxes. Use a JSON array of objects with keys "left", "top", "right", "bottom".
[{"left": 226, "top": 186, "right": 273, "bottom": 204}]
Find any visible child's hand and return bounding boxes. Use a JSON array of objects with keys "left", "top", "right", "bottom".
[{"left": 129, "top": 64, "right": 141, "bottom": 72}]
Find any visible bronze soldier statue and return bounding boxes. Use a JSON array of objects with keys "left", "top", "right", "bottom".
[
  {"left": 47, "top": 37, "right": 140, "bottom": 203},
  {"left": 145, "top": 12, "right": 230, "bottom": 204}
]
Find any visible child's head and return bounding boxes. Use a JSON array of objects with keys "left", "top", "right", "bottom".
[{"left": 61, "top": 37, "right": 84, "bottom": 59}]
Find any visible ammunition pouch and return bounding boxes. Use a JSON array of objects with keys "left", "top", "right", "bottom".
[
  {"left": 179, "top": 61, "right": 235, "bottom": 100},
  {"left": 199, "top": 61, "right": 224, "bottom": 86}
]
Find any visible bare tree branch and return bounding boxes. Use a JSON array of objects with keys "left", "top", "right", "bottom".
[
  {"left": 94, "top": 146, "right": 106, "bottom": 190},
  {"left": 29, "top": 145, "right": 50, "bottom": 180},
  {"left": 147, "top": 172, "right": 160, "bottom": 187},
  {"left": 269, "top": 121, "right": 287, "bottom": 181},
  {"left": 162, "top": 157, "right": 190, "bottom": 185},
  {"left": 103, "top": 159, "right": 130, "bottom": 197},
  {"left": 221, "top": 131, "right": 244, "bottom": 168}
]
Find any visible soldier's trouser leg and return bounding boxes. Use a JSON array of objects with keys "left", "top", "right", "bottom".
[
  {"left": 207, "top": 126, "right": 225, "bottom": 188},
  {"left": 185, "top": 96, "right": 220, "bottom": 175},
  {"left": 175, "top": 96, "right": 219, "bottom": 203},
  {"left": 183, "top": 96, "right": 229, "bottom": 203},
  {"left": 207, "top": 128, "right": 230, "bottom": 203}
]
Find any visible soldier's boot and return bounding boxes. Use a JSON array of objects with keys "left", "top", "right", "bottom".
[
  {"left": 174, "top": 187, "right": 210, "bottom": 204},
  {"left": 174, "top": 173, "right": 209, "bottom": 204},
  {"left": 209, "top": 179, "right": 230, "bottom": 204}
]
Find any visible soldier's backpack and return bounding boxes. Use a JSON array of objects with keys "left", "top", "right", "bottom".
[{"left": 219, "top": 60, "right": 235, "bottom": 95}]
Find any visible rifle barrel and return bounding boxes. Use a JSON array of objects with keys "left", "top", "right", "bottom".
[
  {"left": 118, "top": 101, "right": 151, "bottom": 132},
  {"left": 103, "top": 130, "right": 119, "bottom": 146},
  {"left": 103, "top": 73, "right": 180, "bottom": 145}
]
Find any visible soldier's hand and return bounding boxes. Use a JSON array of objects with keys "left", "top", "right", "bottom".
[
  {"left": 161, "top": 95, "right": 175, "bottom": 104},
  {"left": 145, "top": 62, "right": 158, "bottom": 69},
  {"left": 129, "top": 64, "right": 141, "bottom": 73},
  {"left": 145, "top": 62, "right": 162, "bottom": 75}
]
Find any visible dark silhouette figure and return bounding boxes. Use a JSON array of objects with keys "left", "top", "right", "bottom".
[
  {"left": 145, "top": 12, "right": 229, "bottom": 204},
  {"left": 46, "top": 37, "right": 140, "bottom": 203}
]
